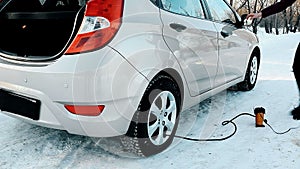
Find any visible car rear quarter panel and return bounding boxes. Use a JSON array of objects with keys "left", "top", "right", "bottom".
[{"left": 109, "top": 0, "right": 191, "bottom": 107}]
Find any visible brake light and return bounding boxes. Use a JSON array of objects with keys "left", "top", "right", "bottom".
[
  {"left": 65, "top": 105, "right": 105, "bottom": 116},
  {"left": 65, "top": 0, "right": 124, "bottom": 54}
]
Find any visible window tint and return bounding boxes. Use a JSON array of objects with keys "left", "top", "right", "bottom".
[
  {"left": 150, "top": 0, "right": 158, "bottom": 5},
  {"left": 205, "top": 0, "right": 236, "bottom": 24},
  {"left": 161, "top": 0, "right": 205, "bottom": 19}
]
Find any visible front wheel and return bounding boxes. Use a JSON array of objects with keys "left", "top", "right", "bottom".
[
  {"left": 237, "top": 54, "right": 260, "bottom": 91},
  {"left": 123, "top": 75, "right": 181, "bottom": 157}
]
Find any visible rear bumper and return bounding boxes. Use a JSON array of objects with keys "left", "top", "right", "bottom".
[{"left": 0, "top": 47, "right": 148, "bottom": 137}]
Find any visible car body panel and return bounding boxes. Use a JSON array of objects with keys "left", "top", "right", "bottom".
[
  {"left": 0, "top": 47, "right": 148, "bottom": 137},
  {"left": 160, "top": 9, "right": 219, "bottom": 97},
  {"left": 213, "top": 23, "right": 250, "bottom": 87},
  {"left": 0, "top": 0, "right": 260, "bottom": 138}
]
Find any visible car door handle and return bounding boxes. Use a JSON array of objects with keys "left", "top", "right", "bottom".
[
  {"left": 221, "top": 30, "right": 230, "bottom": 38},
  {"left": 170, "top": 23, "right": 187, "bottom": 32}
]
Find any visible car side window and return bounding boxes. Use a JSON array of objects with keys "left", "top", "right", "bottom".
[
  {"left": 150, "top": 0, "right": 158, "bottom": 5},
  {"left": 161, "top": 0, "right": 205, "bottom": 19},
  {"left": 205, "top": 0, "right": 236, "bottom": 25}
]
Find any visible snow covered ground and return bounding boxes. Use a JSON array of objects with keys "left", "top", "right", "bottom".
[{"left": 0, "top": 30, "right": 300, "bottom": 169}]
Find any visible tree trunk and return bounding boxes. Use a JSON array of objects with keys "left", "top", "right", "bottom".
[
  {"left": 283, "top": 10, "right": 289, "bottom": 34},
  {"left": 288, "top": 6, "right": 294, "bottom": 33},
  {"left": 275, "top": 14, "right": 279, "bottom": 35},
  {"left": 296, "top": 15, "right": 300, "bottom": 32},
  {"left": 269, "top": 17, "right": 273, "bottom": 34},
  {"left": 264, "top": 19, "right": 270, "bottom": 33}
]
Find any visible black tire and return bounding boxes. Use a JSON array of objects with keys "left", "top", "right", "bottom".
[
  {"left": 122, "top": 74, "right": 181, "bottom": 157},
  {"left": 237, "top": 53, "right": 260, "bottom": 91}
]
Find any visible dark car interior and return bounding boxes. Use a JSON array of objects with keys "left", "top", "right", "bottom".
[{"left": 0, "top": 0, "right": 85, "bottom": 58}]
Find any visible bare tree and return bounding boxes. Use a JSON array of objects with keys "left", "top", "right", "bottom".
[
  {"left": 232, "top": 0, "right": 249, "bottom": 12},
  {"left": 232, "top": 0, "right": 300, "bottom": 34},
  {"left": 230, "top": 0, "right": 234, "bottom": 6}
]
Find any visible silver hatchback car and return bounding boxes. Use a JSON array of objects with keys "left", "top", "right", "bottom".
[{"left": 0, "top": 0, "right": 260, "bottom": 157}]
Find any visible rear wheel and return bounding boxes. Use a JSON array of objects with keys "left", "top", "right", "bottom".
[
  {"left": 123, "top": 75, "right": 181, "bottom": 157},
  {"left": 237, "top": 54, "right": 259, "bottom": 91}
]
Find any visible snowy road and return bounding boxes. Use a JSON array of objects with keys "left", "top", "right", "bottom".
[{"left": 1, "top": 32, "right": 300, "bottom": 169}]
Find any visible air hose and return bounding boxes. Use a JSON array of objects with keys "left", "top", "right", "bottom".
[{"left": 174, "top": 107, "right": 300, "bottom": 142}]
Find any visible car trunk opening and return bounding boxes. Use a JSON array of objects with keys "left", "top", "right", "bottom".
[{"left": 0, "top": 0, "right": 86, "bottom": 61}]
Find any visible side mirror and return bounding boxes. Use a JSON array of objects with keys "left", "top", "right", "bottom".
[{"left": 241, "top": 14, "right": 254, "bottom": 26}]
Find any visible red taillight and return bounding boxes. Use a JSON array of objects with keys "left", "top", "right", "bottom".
[
  {"left": 65, "top": 0, "right": 124, "bottom": 54},
  {"left": 65, "top": 105, "right": 105, "bottom": 116}
]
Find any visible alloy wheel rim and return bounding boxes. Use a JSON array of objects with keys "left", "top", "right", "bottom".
[
  {"left": 147, "top": 91, "right": 177, "bottom": 146},
  {"left": 250, "top": 56, "right": 258, "bottom": 85}
]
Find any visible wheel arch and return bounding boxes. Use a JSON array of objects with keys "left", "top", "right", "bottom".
[
  {"left": 251, "top": 46, "right": 261, "bottom": 66},
  {"left": 149, "top": 68, "right": 184, "bottom": 113},
  {"left": 243, "top": 46, "right": 261, "bottom": 78},
  {"left": 123, "top": 69, "right": 184, "bottom": 157},
  {"left": 237, "top": 45, "right": 261, "bottom": 91}
]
